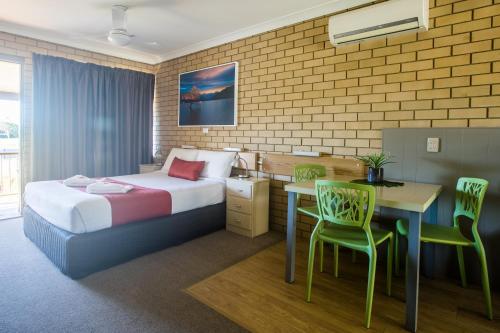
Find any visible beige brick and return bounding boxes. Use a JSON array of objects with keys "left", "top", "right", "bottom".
[
  {"left": 434, "top": 98, "right": 470, "bottom": 108},
  {"left": 359, "top": 93, "right": 385, "bottom": 103},
  {"left": 434, "top": 33, "right": 471, "bottom": 47},
  {"left": 449, "top": 108, "right": 488, "bottom": 118},
  {"left": 469, "top": 119, "right": 500, "bottom": 127},
  {"left": 386, "top": 91, "right": 416, "bottom": 101},
  {"left": 385, "top": 111, "right": 414, "bottom": 120},
  {"left": 454, "top": 0, "right": 492, "bottom": 13},
  {"left": 489, "top": 107, "right": 500, "bottom": 117},
  {"left": 473, "top": 50, "right": 500, "bottom": 63},
  {"left": 474, "top": 4, "right": 500, "bottom": 19},
  {"left": 415, "top": 109, "right": 448, "bottom": 119},
  {"left": 401, "top": 100, "right": 433, "bottom": 110},
  {"left": 453, "top": 17, "right": 491, "bottom": 34},
  {"left": 400, "top": 120, "right": 432, "bottom": 128},
  {"left": 471, "top": 96, "right": 500, "bottom": 106},
  {"left": 453, "top": 40, "right": 492, "bottom": 55},
  {"left": 452, "top": 63, "right": 491, "bottom": 76},
  {"left": 417, "top": 88, "right": 451, "bottom": 99},
  {"left": 434, "top": 54, "right": 470, "bottom": 68},
  {"left": 432, "top": 119, "right": 468, "bottom": 127},
  {"left": 402, "top": 40, "right": 433, "bottom": 53},
  {"left": 418, "top": 68, "right": 451, "bottom": 80},
  {"left": 402, "top": 60, "right": 433, "bottom": 72},
  {"left": 372, "top": 45, "right": 400, "bottom": 57},
  {"left": 472, "top": 27, "right": 500, "bottom": 42},
  {"left": 371, "top": 102, "right": 400, "bottom": 111},
  {"left": 373, "top": 64, "right": 401, "bottom": 75},
  {"left": 435, "top": 76, "right": 471, "bottom": 88},
  {"left": 435, "top": 11, "right": 472, "bottom": 27},
  {"left": 387, "top": 72, "right": 416, "bottom": 83},
  {"left": 387, "top": 52, "right": 416, "bottom": 64},
  {"left": 452, "top": 85, "right": 491, "bottom": 97},
  {"left": 401, "top": 80, "right": 433, "bottom": 91},
  {"left": 430, "top": 4, "right": 452, "bottom": 18},
  {"left": 418, "top": 46, "right": 451, "bottom": 60},
  {"left": 472, "top": 73, "right": 500, "bottom": 85}
]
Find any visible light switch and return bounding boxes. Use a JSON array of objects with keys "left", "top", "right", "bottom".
[
  {"left": 427, "top": 137, "right": 440, "bottom": 153},
  {"left": 202, "top": 128, "right": 209, "bottom": 134}
]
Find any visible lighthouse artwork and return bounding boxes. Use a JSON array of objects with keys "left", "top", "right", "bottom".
[{"left": 178, "top": 62, "right": 238, "bottom": 127}]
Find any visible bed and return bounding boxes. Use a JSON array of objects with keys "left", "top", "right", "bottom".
[{"left": 23, "top": 149, "right": 253, "bottom": 279}]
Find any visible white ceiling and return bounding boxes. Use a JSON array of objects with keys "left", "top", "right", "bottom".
[{"left": 0, "top": 0, "right": 372, "bottom": 64}]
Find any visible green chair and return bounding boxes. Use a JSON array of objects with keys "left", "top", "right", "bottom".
[
  {"left": 294, "top": 164, "right": 326, "bottom": 221},
  {"left": 396, "top": 177, "right": 492, "bottom": 320},
  {"left": 306, "top": 180, "right": 394, "bottom": 328},
  {"left": 294, "top": 164, "right": 358, "bottom": 271}
]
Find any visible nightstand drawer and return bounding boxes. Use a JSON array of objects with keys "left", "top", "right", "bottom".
[
  {"left": 227, "top": 211, "right": 252, "bottom": 230},
  {"left": 227, "top": 195, "right": 252, "bottom": 214},
  {"left": 227, "top": 180, "right": 252, "bottom": 199}
]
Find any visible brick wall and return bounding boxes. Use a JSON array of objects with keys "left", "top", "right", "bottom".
[
  {"left": 154, "top": 0, "right": 500, "bottom": 237},
  {"left": 0, "top": 31, "right": 157, "bottom": 189}
]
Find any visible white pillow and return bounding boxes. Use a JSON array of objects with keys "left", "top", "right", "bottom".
[
  {"left": 196, "top": 150, "right": 236, "bottom": 179},
  {"left": 161, "top": 148, "right": 199, "bottom": 173}
]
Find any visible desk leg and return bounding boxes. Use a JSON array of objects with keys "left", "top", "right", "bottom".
[
  {"left": 286, "top": 191, "right": 297, "bottom": 283},
  {"left": 423, "top": 199, "right": 438, "bottom": 278},
  {"left": 406, "top": 211, "right": 421, "bottom": 333}
]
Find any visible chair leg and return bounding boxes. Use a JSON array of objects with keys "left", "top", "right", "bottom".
[
  {"left": 456, "top": 246, "right": 467, "bottom": 288},
  {"left": 306, "top": 237, "right": 317, "bottom": 302},
  {"left": 365, "top": 252, "right": 377, "bottom": 329},
  {"left": 395, "top": 231, "right": 400, "bottom": 277},
  {"left": 333, "top": 244, "right": 339, "bottom": 278},
  {"left": 352, "top": 250, "right": 357, "bottom": 263},
  {"left": 319, "top": 240, "right": 324, "bottom": 273},
  {"left": 386, "top": 235, "right": 394, "bottom": 296},
  {"left": 476, "top": 244, "right": 493, "bottom": 320}
]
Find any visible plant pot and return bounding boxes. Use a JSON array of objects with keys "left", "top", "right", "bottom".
[{"left": 367, "top": 167, "right": 384, "bottom": 184}]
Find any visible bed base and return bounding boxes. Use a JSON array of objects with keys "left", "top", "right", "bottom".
[{"left": 23, "top": 203, "right": 226, "bottom": 279}]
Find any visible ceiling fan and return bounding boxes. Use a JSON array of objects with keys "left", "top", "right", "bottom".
[{"left": 107, "top": 5, "right": 134, "bottom": 47}]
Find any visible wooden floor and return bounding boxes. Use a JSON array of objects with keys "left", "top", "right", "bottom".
[{"left": 186, "top": 239, "right": 500, "bottom": 333}]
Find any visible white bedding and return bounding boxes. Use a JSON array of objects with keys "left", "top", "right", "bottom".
[{"left": 24, "top": 171, "right": 226, "bottom": 234}]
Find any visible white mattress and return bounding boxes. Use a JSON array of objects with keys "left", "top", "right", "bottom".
[{"left": 24, "top": 171, "right": 226, "bottom": 234}]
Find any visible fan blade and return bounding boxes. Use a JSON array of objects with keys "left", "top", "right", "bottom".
[{"left": 111, "top": 5, "right": 128, "bottom": 30}]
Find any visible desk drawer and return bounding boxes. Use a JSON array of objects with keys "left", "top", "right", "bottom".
[
  {"left": 227, "top": 210, "right": 252, "bottom": 230},
  {"left": 227, "top": 180, "right": 252, "bottom": 199},
  {"left": 227, "top": 195, "right": 252, "bottom": 214}
]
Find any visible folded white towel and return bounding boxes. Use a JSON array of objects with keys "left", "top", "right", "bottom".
[
  {"left": 86, "top": 182, "right": 134, "bottom": 194},
  {"left": 63, "top": 175, "right": 98, "bottom": 187}
]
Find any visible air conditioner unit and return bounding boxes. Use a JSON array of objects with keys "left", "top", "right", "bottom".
[{"left": 329, "top": 0, "right": 429, "bottom": 45}]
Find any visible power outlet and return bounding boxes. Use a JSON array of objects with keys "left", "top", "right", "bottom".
[
  {"left": 427, "top": 137, "right": 440, "bottom": 153},
  {"left": 202, "top": 128, "right": 209, "bottom": 134}
]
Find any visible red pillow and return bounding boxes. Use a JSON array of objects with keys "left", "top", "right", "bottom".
[{"left": 168, "top": 157, "right": 205, "bottom": 181}]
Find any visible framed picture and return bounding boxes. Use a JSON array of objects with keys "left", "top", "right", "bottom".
[{"left": 178, "top": 61, "right": 238, "bottom": 127}]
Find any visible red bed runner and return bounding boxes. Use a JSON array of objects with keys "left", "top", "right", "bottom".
[{"left": 72, "top": 179, "right": 172, "bottom": 227}]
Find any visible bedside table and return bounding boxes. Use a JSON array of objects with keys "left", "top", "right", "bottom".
[
  {"left": 225, "top": 177, "right": 270, "bottom": 238},
  {"left": 139, "top": 164, "right": 162, "bottom": 173}
]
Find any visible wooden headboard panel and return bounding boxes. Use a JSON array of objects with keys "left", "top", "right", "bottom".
[
  {"left": 261, "top": 153, "right": 365, "bottom": 177},
  {"left": 233, "top": 152, "right": 258, "bottom": 171}
]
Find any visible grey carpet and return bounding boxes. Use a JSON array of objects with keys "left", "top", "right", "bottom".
[{"left": 0, "top": 218, "right": 283, "bottom": 333}]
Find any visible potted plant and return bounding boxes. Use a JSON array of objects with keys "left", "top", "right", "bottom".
[{"left": 356, "top": 152, "right": 394, "bottom": 184}]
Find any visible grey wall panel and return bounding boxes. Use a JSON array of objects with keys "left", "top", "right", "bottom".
[{"left": 382, "top": 128, "right": 500, "bottom": 290}]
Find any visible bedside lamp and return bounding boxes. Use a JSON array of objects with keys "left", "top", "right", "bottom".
[{"left": 233, "top": 152, "right": 250, "bottom": 178}]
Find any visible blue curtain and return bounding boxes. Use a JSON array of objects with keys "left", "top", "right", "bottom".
[{"left": 32, "top": 54, "right": 155, "bottom": 180}]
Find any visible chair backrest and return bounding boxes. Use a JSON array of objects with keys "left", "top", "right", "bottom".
[
  {"left": 294, "top": 164, "right": 326, "bottom": 183},
  {"left": 454, "top": 177, "right": 488, "bottom": 227},
  {"left": 315, "top": 180, "right": 375, "bottom": 231}
]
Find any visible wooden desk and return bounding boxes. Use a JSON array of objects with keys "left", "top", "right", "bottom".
[{"left": 284, "top": 175, "right": 442, "bottom": 332}]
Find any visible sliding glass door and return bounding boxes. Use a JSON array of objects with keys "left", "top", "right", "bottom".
[{"left": 0, "top": 57, "right": 22, "bottom": 220}]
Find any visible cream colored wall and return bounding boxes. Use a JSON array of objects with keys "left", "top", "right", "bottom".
[
  {"left": 154, "top": 0, "right": 500, "bottom": 236},
  {"left": 0, "top": 31, "right": 157, "bottom": 189}
]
